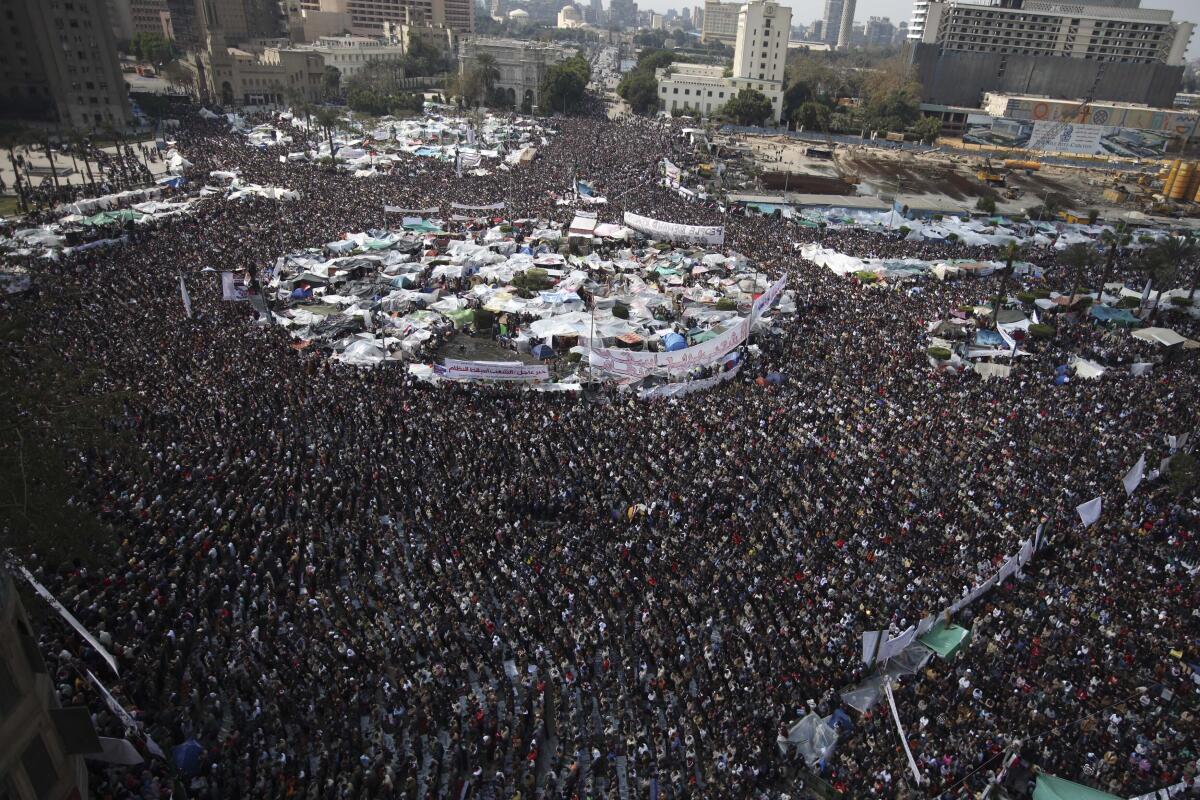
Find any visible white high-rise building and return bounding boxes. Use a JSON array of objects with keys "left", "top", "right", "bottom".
[
  {"left": 659, "top": 0, "right": 790, "bottom": 123},
  {"left": 911, "top": 0, "right": 1192, "bottom": 65}
]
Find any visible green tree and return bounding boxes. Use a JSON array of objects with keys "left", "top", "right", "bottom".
[
  {"left": 975, "top": 194, "right": 996, "bottom": 214},
  {"left": 1059, "top": 243, "right": 1097, "bottom": 303},
  {"left": 912, "top": 116, "right": 942, "bottom": 143},
  {"left": 130, "top": 31, "right": 173, "bottom": 63},
  {"left": 323, "top": 66, "right": 342, "bottom": 100},
  {"left": 1142, "top": 234, "right": 1195, "bottom": 314},
  {"left": 617, "top": 70, "right": 660, "bottom": 114},
  {"left": 718, "top": 89, "right": 774, "bottom": 127},
  {"left": 791, "top": 101, "right": 830, "bottom": 131},
  {"left": 0, "top": 123, "right": 32, "bottom": 212},
  {"left": 313, "top": 107, "right": 343, "bottom": 164},
  {"left": 637, "top": 49, "right": 676, "bottom": 71},
  {"left": 1097, "top": 223, "right": 1130, "bottom": 298},
  {"left": 541, "top": 54, "right": 590, "bottom": 114},
  {"left": 475, "top": 53, "right": 501, "bottom": 100},
  {"left": 858, "top": 56, "right": 921, "bottom": 132}
]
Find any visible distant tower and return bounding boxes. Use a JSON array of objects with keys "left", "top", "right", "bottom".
[{"left": 837, "top": 0, "right": 855, "bottom": 49}]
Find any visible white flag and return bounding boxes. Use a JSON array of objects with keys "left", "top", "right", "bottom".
[
  {"left": 1122, "top": 453, "right": 1145, "bottom": 496},
  {"left": 20, "top": 568, "right": 119, "bottom": 675},
  {"left": 87, "top": 737, "right": 144, "bottom": 766},
  {"left": 1076, "top": 496, "right": 1102, "bottom": 528},
  {"left": 179, "top": 274, "right": 192, "bottom": 318},
  {"left": 884, "top": 678, "right": 922, "bottom": 786}
]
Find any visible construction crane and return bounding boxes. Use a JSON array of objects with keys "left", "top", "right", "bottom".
[{"left": 1027, "top": 63, "right": 1107, "bottom": 154}]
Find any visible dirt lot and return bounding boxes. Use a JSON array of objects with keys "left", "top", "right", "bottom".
[{"left": 742, "top": 134, "right": 1147, "bottom": 214}]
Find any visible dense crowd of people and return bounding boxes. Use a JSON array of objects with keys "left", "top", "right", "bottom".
[{"left": 3, "top": 100, "right": 1198, "bottom": 800}]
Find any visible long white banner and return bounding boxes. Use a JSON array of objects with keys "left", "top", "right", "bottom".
[
  {"left": 589, "top": 317, "right": 749, "bottom": 379},
  {"left": 638, "top": 362, "right": 741, "bottom": 399},
  {"left": 384, "top": 205, "right": 439, "bottom": 214},
  {"left": 440, "top": 358, "right": 549, "bottom": 381},
  {"left": 450, "top": 202, "right": 505, "bottom": 211},
  {"left": 623, "top": 211, "right": 724, "bottom": 246}
]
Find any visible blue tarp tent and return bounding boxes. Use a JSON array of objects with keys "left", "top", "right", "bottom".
[
  {"left": 1089, "top": 305, "right": 1140, "bottom": 325},
  {"left": 290, "top": 287, "right": 313, "bottom": 300},
  {"left": 532, "top": 343, "right": 555, "bottom": 359},
  {"left": 662, "top": 332, "right": 687, "bottom": 351},
  {"left": 975, "top": 329, "right": 1005, "bottom": 347},
  {"left": 172, "top": 738, "right": 204, "bottom": 776}
]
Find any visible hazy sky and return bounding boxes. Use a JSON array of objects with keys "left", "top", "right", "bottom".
[{"left": 635, "top": 0, "right": 1200, "bottom": 59}]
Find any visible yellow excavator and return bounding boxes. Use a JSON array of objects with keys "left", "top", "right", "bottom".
[{"left": 976, "top": 157, "right": 1007, "bottom": 186}]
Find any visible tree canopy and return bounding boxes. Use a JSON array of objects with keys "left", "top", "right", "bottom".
[
  {"left": 718, "top": 89, "right": 774, "bottom": 127},
  {"left": 541, "top": 54, "right": 591, "bottom": 114}
]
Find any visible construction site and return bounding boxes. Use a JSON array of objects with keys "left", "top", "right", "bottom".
[{"left": 722, "top": 132, "right": 1200, "bottom": 225}]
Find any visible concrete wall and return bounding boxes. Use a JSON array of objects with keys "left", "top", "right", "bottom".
[{"left": 913, "top": 44, "right": 1183, "bottom": 109}]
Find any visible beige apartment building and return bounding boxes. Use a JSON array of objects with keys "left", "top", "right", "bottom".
[{"left": 0, "top": 0, "right": 134, "bottom": 129}]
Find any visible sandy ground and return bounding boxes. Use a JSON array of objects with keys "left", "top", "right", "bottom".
[{"left": 740, "top": 135, "right": 1162, "bottom": 217}]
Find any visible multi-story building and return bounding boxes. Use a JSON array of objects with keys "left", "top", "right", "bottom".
[
  {"left": 186, "top": 28, "right": 327, "bottom": 105},
  {"left": 864, "top": 15, "right": 894, "bottom": 46},
  {"left": 296, "top": 0, "right": 474, "bottom": 36},
  {"left": 911, "top": 0, "right": 1195, "bottom": 107},
  {"left": 693, "top": 5, "right": 703, "bottom": 29},
  {"left": 700, "top": 0, "right": 740, "bottom": 45},
  {"left": 821, "top": 0, "right": 843, "bottom": 43},
  {"left": 608, "top": 0, "right": 637, "bottom": 28},
  {"left": 457, "top": 36, "right": 566, "bottom": 111},
  {"left": 659, "top": 0, "right": 790, "bottom": 123},
  {"left": 195, "top": 0, "right": 281, "bottom": 44},
  {"left": 0, "top": 0, "right": 135, "bottom": 129},
  {"left": 836, "top": 0, "right": 856, "bottom": 48},
  {"left": 107, "top": 0, "right": 169, "bottom": 42},
  {"left": 165, "top": 0, "right": 201, "bottom": 47},
  {"left": 296, "top": 34, "right": 406, "bottom": 77},
  {"left": 0, "top": 569, "right": 97, "bottom": 800},
  {"left": 589, "top": 0, "right": 603, "bottom": 25}
]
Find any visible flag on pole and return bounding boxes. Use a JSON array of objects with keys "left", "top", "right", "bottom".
[
  {"left": 20, "top": 567, "right": 119, "bottom": 675},
  {"left": 884, "top": 678, "right": 922, "bottom": 786},
  {"left": 178, "top": 274, "right": 192, "bottom": 318},
  {"left": 1076, "top": 496, "right": 1102, "bottom": 527},
  {"left": 1121, "top": 453, "right": 1145, "bottom": 496}
]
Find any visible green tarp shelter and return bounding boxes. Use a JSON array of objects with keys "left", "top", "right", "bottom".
[
  {"left": 918, "top": 622, "right": 971, "bottom": 660},
  {"left": 81, "top": 209, "right": 145, "bottom": 226},
  {"left": 403, "top": 220, "right": 443, "bottom": 233},
  {"left": 1032, "top": 773, "right": 1123, "bottom": 800},
  {"left": 440, "top": 308, "right": 473, "bottom": 329}
]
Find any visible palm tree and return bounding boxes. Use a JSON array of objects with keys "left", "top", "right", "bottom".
[
  {"left": 66, "top": 127, "right": 96, "bottom": 188},
  {"left": 312, "top": 107, "right": 342, "bottom": 165},
  {"left": 1143, "top": 234, "right": 1195, "bottom": 317},
  {"left": 1058, "top": 243, "right": 1096, "bottom": 313},
  {"left": 1096, "top": 223, "right": 1130, "bottom": 299},
  {"left": 0, "top": 123, "right": 32, "bottom": 212},
  {"left": 992, "top": 241, "right": 1021, "bottom": 328},
  {"left": 475, "top": 53, "right": 501, "bottom": 104}
]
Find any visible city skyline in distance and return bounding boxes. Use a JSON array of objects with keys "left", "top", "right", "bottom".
[{"left": 626, "top": 0, "right": 1200, "bottom": 59}]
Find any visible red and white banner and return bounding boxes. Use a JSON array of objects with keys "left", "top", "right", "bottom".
[
  {"left": 751, "top": 276, "right": 787, "bottom": 322},
  {"left": 439, "top": 358, "right": 549, "bottom": 381}
]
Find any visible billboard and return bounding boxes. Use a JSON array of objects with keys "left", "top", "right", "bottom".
[
  {"left": 994, "top": 96, "right": 1197, "bottom": 136},
  {"left": 962, "top": 116, "right": 1173, "bottom": 157}
]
